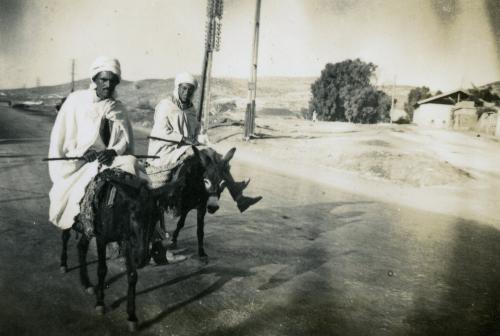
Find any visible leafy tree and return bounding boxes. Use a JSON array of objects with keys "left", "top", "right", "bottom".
[
  {"left": 344, "top": 87, "right": 391, "bottom": 123},
  {"left": 467, "top": 86, "right": 500, "bottom": 107},
  {"left": 309, "top": 59, "right": 390, "bottom": 123},
  {"left": 404, "top": 86, "right": 432, "bottom": 120}
]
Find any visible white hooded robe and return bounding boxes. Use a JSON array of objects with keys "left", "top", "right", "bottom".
[{"left": 48, "top": 89, "right": 136, "bottom": 230}]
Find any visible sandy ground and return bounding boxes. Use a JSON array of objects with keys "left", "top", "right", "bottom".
[
  {"left": 207, "top": 114, "right": 500, "bottom": 227},
  {"left": 1, "top": 105, "right": 500, "bottom": 335}
]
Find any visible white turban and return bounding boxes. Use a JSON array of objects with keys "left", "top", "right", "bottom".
[
  {"left": 173, "top": 72, "right": 198, "bottom": 102},
  {"left": 89, "top": 56, "right": 121, "bottom": 81},
  {"left": 174, "top": 72, "right": 197, "bottom": 89}
]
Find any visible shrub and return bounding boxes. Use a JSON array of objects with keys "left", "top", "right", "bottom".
[
  {"left": 404, "top": 87, "right": 433, "bottom": 120},
  {"left": 468, "top": 86, "right": 500, "bottom": 107},
  {"left": 309, "top": 59, "right": 390, "bottom": 123},
  {"left": 300, "top": 107, "right": 312, "bottom": 120}
]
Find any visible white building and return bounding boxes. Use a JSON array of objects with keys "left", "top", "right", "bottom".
[{"left": 413, "top": 90, "right": 470, "bottom": 128}]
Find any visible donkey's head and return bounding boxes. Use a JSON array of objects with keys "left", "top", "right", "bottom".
[{"left": 195, "top": 147, "right": 236, "bottom": 214}]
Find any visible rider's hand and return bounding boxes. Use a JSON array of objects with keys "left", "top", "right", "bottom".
[
  {"left": 97, "top": 149, "right": 117, "bottom": 166},
  {"left": 82, "top": 149, "right": 98, "bottom": 163}
]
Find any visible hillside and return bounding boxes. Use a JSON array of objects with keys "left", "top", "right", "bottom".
[
  {"left": 0, "top": 77, "right": 316, "bottom": 126},
  {"left": 8, "top": 77, "right": 500, "bottom": 127}
]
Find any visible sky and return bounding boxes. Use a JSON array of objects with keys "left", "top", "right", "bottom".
[{"left": 0, "top": 0, "right": 499, "bottom": 91}]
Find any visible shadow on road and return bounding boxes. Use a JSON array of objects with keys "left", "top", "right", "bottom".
[
  {"left": 137, "top": 265, "right": 252, "bottom": 331},
  {"left": 0, "top": 138, "right": 49, "bottom": 145},
  {"left": 0, "top": 154, "right": 41, "bottom": 158},
  {"left": 407, "top": 218, "right": 500, "bottom": 335},
  {"left": 134, "top": 201, "right": 371, "bottom": 334},
  {"left": 0, "top": 195, "right": 47, "bottom": 204}
]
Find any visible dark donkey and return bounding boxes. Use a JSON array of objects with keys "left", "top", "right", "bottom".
[
  {"left": 158, "top": 146, "right": 236, "bottom": 259},
  {"left": 60, "top": 169, "right": 178, "bottom": 331}
]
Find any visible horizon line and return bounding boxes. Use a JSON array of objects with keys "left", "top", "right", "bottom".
[{"left": 2, "top": 76, "right": 498, "bottom": 92}]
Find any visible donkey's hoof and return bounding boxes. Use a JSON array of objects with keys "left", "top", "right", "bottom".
[
  {"left": 85, "top": 286, "right": 95, "bottom": 295},
  {"left": 59, "top": 266, "right": 67, "bottom": 274},
  {"left": 128, "top": 320, "right": 138, "bottom": 332},
  {"left": 95, "top": 305, "right": 105, "bottom": 315},
  {"left": 151, "top": 241, "right": 168, "bottom": 265},
  {"left": 199, "top": 255, "right": 209, "bottom": 264}
]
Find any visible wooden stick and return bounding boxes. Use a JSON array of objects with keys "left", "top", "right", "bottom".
[
  {"left": 42, "top": 155, "right": 160, "bottom": 161},
  {"left": 147, "top": 136, "right": 181, "bottom": 144},
  {"left": 42, "top": 157, "right": 82, "bottom": 161}
]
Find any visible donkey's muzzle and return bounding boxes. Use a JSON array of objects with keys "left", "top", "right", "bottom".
[{"left": 207, "top": 196, "right": 219, "bottom": 214}]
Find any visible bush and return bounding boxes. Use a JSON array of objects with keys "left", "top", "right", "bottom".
[
  {"left": 468, "top": 86, "right": 500, "bottom": 107},
  {"left": 300, "top": 107, "right": 312, "bottom": 120},
  {"left": 404, "top": 87, "right": 433, "bottom": 120},
  {"left": 345, "top": 87, "right": 391, "bottom": 123},
  {"left": 213, "top": 100, "right": 237, "bottom": 114},
  {"left": 309, "top": 59, "right": 390, "bottom": 123}
]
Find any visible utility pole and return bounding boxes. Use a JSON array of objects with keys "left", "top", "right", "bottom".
[
  {"left": 244, "top": 0, "right": 262, "bottom": 139},
  {"left": 70, "top": 59, "right": 76, "bottom": 92},
  {"left": 198, "top": 0, "right": 224, "bottom": 136},
  {"left": 390, "top": 75, "right": 396, "bottom": 123}
]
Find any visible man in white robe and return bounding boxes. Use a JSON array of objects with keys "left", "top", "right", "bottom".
[
  {"left": 148, "top": 73, "right": 201, "bottom": 168},
  {"left": 48, "top": 57, "right": 138, "bottom": 231},
  {"left": 148, "top": 72, "right": 262, "bottom": 212}
]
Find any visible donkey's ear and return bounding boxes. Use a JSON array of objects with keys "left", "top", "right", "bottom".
[
  {"left": 223, "top": 147, "right": 236, "bottom": 164},
  {"left": 197, "top": 148, "right": 211, "bottom": 168}
]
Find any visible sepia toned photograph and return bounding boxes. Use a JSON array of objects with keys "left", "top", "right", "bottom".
[{"left": 1, "top": 0, "right": 499, "bottom": 335}]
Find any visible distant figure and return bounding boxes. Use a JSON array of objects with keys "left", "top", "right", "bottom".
[
  {"left": 312, "top": 110, "right": 318, "bottom": 122},
  {"left": 148, "top": 72, "right": 262, "bottom": 213}
]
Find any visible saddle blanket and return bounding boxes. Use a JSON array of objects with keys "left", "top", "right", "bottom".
[{"left": 75, "top": 169, "right": 148, "bottom": 238}]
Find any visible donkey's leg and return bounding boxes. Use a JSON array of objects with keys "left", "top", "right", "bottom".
[
  {"left": 95, "top": 237, "right": 108, "bottom": 314},
  {"left": 77, "top": 235, "right": 94, "bottom": 294},
  {"left": 196, "top": 206, "right": 208, "bottom": 258},
  {"left": 124, "top": 242, "right": 139, "bottom": 331},
  {"left": 60, "top": 229, "right": 71, "bottom": 273},
  {"left": 171, "top": 211, "right": 188, "bottom": 249},
  {"left": 156, "top": 209, "right": 169, "bottom": 247}
]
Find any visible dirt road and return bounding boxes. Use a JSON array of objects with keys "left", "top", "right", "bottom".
[{"left": 1, "top": 105, "right": 500, "bottom": 336}]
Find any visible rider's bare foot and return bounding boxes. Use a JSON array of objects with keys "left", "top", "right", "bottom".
[{"left": 166, "top": 251, "right": 187, "bottom": 264}]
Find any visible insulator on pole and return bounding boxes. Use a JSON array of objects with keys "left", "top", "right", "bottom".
[
  {"left": 204, "top": 22, "right": 210, "bottom": 48},
  {"left": 215, "top": 21, "right": 222, "bottom": 51},
  {"left": 215, "top": 0, "right": 224, "bottom": 18},
  {"left": 207, "top": 0, "right": 215, "bottom": 16}
]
